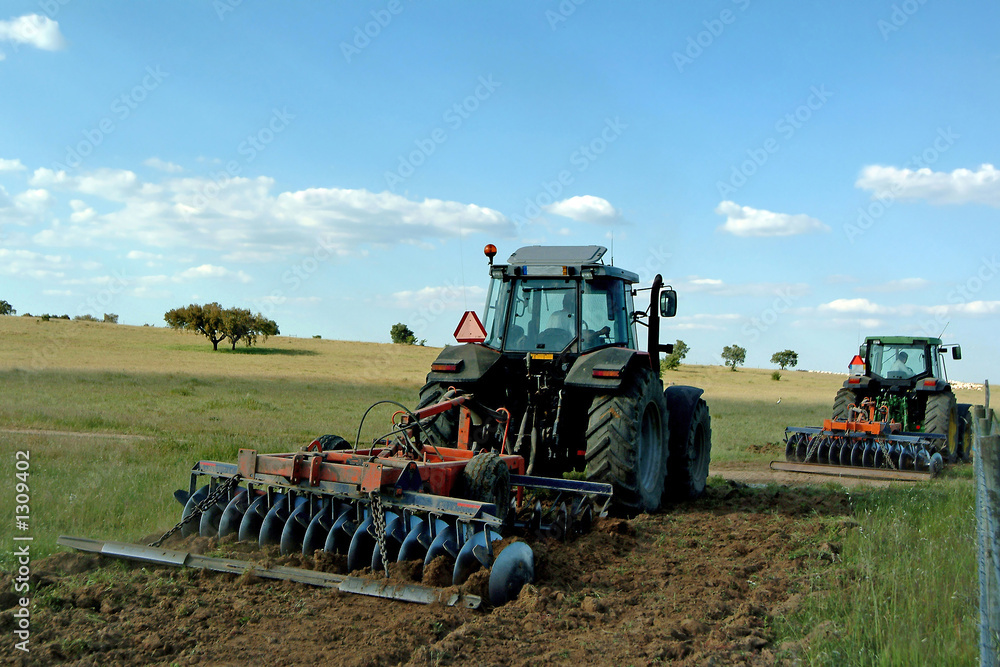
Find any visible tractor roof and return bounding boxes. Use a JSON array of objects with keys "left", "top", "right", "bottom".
[
  {"left": 865, "top": 335, "right": 943, "bottom": 346},
  {"left": 499, "top": 245, "right": 640, "bottom": 283}
]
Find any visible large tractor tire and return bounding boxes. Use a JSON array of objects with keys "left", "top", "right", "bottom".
[
  {"left": 832, "top": 387, "right": 858, "bottom": 420},
  {"left": 923, "top": 391, "right": 958, "bottom": 461},
  {"left": 415, "top": 381, "right": 458, "bottom": 447},
  {"left": 664, "top": 398, "right": 712, "bottom": 502},
  {"left": 585, "top": 368, "right": 668, "bottom": 515}
]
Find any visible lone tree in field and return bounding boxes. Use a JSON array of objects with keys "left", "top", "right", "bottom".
[
  {"left": 391, "top": 322, "right": 417, "bottom": 345},
  {"left": 166, "top": 303, "right": 279, "bottom": 351},
  {"left": 770, "top": 349, "right": 798, "bottom": 370},
  {"left": 661, "top": 339, "right": 689, "bottom": 373},
  {"left": 721, "top": 344, "right": 746, "bottom": 371},
  {"left": 165, "top": 303, "right": 227, "bottom": 350},
  {"left": 0, "top": 300, "right": 15, "bottom": 316}
]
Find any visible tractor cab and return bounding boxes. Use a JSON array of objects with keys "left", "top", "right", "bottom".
[
  {"left": 860, "top": 336, "right": 961, "bottom": 387},
  {"left": 481, "top": 246, "right": 639, "bottom": 356}
]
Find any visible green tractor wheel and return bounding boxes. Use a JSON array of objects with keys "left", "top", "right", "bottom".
[{"left": 832, "top": 387, "right": 858, "bottom": 421}]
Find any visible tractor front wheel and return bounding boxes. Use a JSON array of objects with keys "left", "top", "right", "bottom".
[
  {"left": 664, "top": 398, "right": 712, "bottom": 502},
  {"left": 585, "top": 368, "right": 668, "bottom": 515}
]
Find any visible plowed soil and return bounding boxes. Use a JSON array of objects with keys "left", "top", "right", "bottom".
[{"left": 1, "top": 480, "right": 857, "bottom": 666}]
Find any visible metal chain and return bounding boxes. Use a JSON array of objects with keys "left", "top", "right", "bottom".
[
  {"left": 369, "top": 490, "right": 390, "bottom": 578},
  {"left": 149, "top": 474, "right": 243, "bottom": 547}
]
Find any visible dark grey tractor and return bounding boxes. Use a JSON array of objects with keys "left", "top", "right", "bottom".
[{"left": 417, "top": 244, "right": 712, "bottom": 514}]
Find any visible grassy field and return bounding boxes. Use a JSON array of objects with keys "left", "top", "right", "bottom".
[{"left": 0, "top": 316, "right": 985, "bottom": 664}]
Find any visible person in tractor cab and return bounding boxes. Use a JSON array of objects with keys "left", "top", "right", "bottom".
[
  {"left": 547, "top": 291, "right": 576, "bottom": 332},
  {"left": 889, "top": 351, "right": 910, "bottom": 375}
]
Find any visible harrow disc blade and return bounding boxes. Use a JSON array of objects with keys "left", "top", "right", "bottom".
[
  {"left": 181, "top": 486, "right": 210, "bottom": 538},
  {"left": 218, "top": 489, "right": 250, "bottom": 539},
  {"left": 280, "top": 498, "right": 313, "bottom": 555},
  {"left": 239, "top": 493, "right": 272, "bottom": 542},
  {"left": 399, "top": 518, "right": 449, "bottom": 563},
  {"left": 898, "top": 445, "right": 915, "bottom": 471},
  {"left": 424, "top": 524, "right": 459, "bottom": 567},
  {"left": 862, "top": 441, "right": 877, "bottom": 467},
  {"left": 259, "top": 494, "right": 291, "bottom": 547},
  {"left": 347, "top": 513, "right": 376, "bottom": 572},
  {"left": 489, "top": 542, "right": 535, "bottom": 607},
  {"left": 454, "top": 528, "right": 502, "bottom": 585},
  {"left": 839, "top": 441, "right": 853, "bottom": 466},
  {"left": 849, "top": 441, "right": 865, "bottom": 467},
  {"left": 199, "top": 501, "right": 225, "bottom": 538},
  {"left": 324, "top": 504, "right": 357, "bottom": 555},
  {"left": 302, "top": 499, "right": 334, "bottom": 556}
]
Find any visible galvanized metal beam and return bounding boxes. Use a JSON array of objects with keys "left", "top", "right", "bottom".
[
  {"left": 57, "top": 536, "right": 481, "bottom": 609},
  {"left": 768, "top": 460, "right": 935, "bottom": 481}
]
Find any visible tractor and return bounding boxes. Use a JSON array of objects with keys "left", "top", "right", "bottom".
[
  {"left": 417, "top": 244, "right": 712, "bottom": 513},
  {"left": 60, "top": 244, "right": 712, "bottom": 607},
  {"left": 779, "top": 335, "right": 971, "bottom": 479}
]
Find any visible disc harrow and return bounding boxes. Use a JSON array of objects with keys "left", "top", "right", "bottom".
[
  {"left": 774, "top": 398, "right": 945, "bottom": 480},
  {"left": 163, "top": 393, "right": 610, "bottom": 606}
]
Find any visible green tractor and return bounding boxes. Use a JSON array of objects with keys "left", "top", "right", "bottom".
[
  {"left": 834, "top": 336, "right": 971, "bottom": 462},
  {"left": 417, "top": 244, "right": 712, "bottom": 514}
]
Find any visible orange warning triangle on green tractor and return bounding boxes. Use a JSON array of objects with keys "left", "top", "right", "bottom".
[
  {"left": 849, "top": 354, "right": 865, "bottom": 375},
  {"left": 454, "top": 311, "right": 487, "bottom": 343}
]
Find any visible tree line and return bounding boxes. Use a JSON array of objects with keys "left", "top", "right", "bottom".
[{"left": 165, "top": 303, "right": 279, "bottom": 351}]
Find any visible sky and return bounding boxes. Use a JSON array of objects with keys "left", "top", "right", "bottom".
[{"left": 0, "top": 1, "right": 997, "bottom": 383}]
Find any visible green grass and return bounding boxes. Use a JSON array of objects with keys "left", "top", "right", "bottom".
[{"left": 781, "top": 480, "right": 979, "bottom": 666}]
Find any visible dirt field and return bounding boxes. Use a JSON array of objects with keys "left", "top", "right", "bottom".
[{"left": 0, "top": 476, "right": 858, "bottom": 667}]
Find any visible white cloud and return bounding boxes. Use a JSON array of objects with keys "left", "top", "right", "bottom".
[
  {"left": 861, "top": 278, "right": 929, "bottom": 293},
  {"left": 143, "top": 157, "right": 183, "bottom": 174},
  {"left": 0, "top": 185, "right": 52, "bottom": 224},
  {"left": 677, "top": 276, "right": 810, "bottom": 298},
  {"left": 0, "top": 158, "right": 25, "bottom": 171},
  {"left": 0, "top": 248, "right": 72, "bottom": 279},
  {"left": 69, "top": 199, "right": 96, "bottom": 223},
  {"left": 176, "top": 264, "right": 251, "bottom": 283},
  {"left": 28, "top": 167, "right": 514, "bottom": 256},
  {"left": 856, "top": 164, "right": 1000, "bottom": 206},
  {"left": 715, "top": 201, "right": 829, "bottom": 237},
  {"left": 392, "top": 285, "right": 487, "bottom": 308},
  {"left": 673, "top": 313, "right": 740, "bottom": 331},
  {"left": 819, "top": 298, "right": 882, "bottom": 314},
  {"left": 543, "top": 195, "right": 620, "bottom": 224},
  {"left": 0, "top": 14, "right": 67, "bottom": 52}
]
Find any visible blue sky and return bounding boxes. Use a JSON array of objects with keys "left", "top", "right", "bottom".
[{"left": 0, "top": 1, "right": 997, "bottom": 382}]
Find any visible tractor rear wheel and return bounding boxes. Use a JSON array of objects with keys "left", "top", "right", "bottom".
[
  {"left": 461, "top": 452, "right": 511, "bottom": 525},
  {"left": 415, "top": 382, "right": 458, "bottom": 447},
  {"left": 924, "top": 391, "right": 958, "bottom": 461},
  {"left": 585, "top": 368, "right": 668, "bottom": 515},
  {"left": 664, "top": 398, "right": 712, "bottom": 502},
  {"left": 832, "top": 387, "right": 858, "bottom": 420}
]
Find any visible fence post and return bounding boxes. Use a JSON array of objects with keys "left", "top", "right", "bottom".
[{"left": 975, "top": 404, "right": 1000, "bottom": 665}]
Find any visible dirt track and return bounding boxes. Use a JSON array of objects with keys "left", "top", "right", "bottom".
[{"left": 0, "top": 477, "right": 860, "bottom": 667}]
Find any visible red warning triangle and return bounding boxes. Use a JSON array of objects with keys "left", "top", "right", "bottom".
[
  {"left": 848, "top": 355, "right": 865, "bottom": 374},
  {"left": 454, "top": 311, "right": 487, "bottom": 343}
]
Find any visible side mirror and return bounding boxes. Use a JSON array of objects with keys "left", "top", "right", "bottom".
[
  {"left": 952, "top": 345, "right": 962, "bottom": 360},
  {"left": 659, "top": 289, "right": 677, "bottom": 318}
]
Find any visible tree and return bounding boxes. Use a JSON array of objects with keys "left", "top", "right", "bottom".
[
  {"left": 223, "top": 309, "right": 279, "bottom": 349},
  {"left": 165, "top": 303, "right": 226, "bottom": 350},
  {"left": 661, "top": 339, "right": 689, "bottom": 373},
  {"left": 391, "top": 322, "right": 417, "bottom": 345},
  {"left": 0, "top": 300, "right": 15, "bottom": 316},
  {"left": 770, "top": 349, "right": 798, "bottom": 370},
  {"left": 103, "top": 313, "right": 119, "bottom": 324},
  {"left": 721, "top": 344, "right": 746, "bottom": 371}
]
